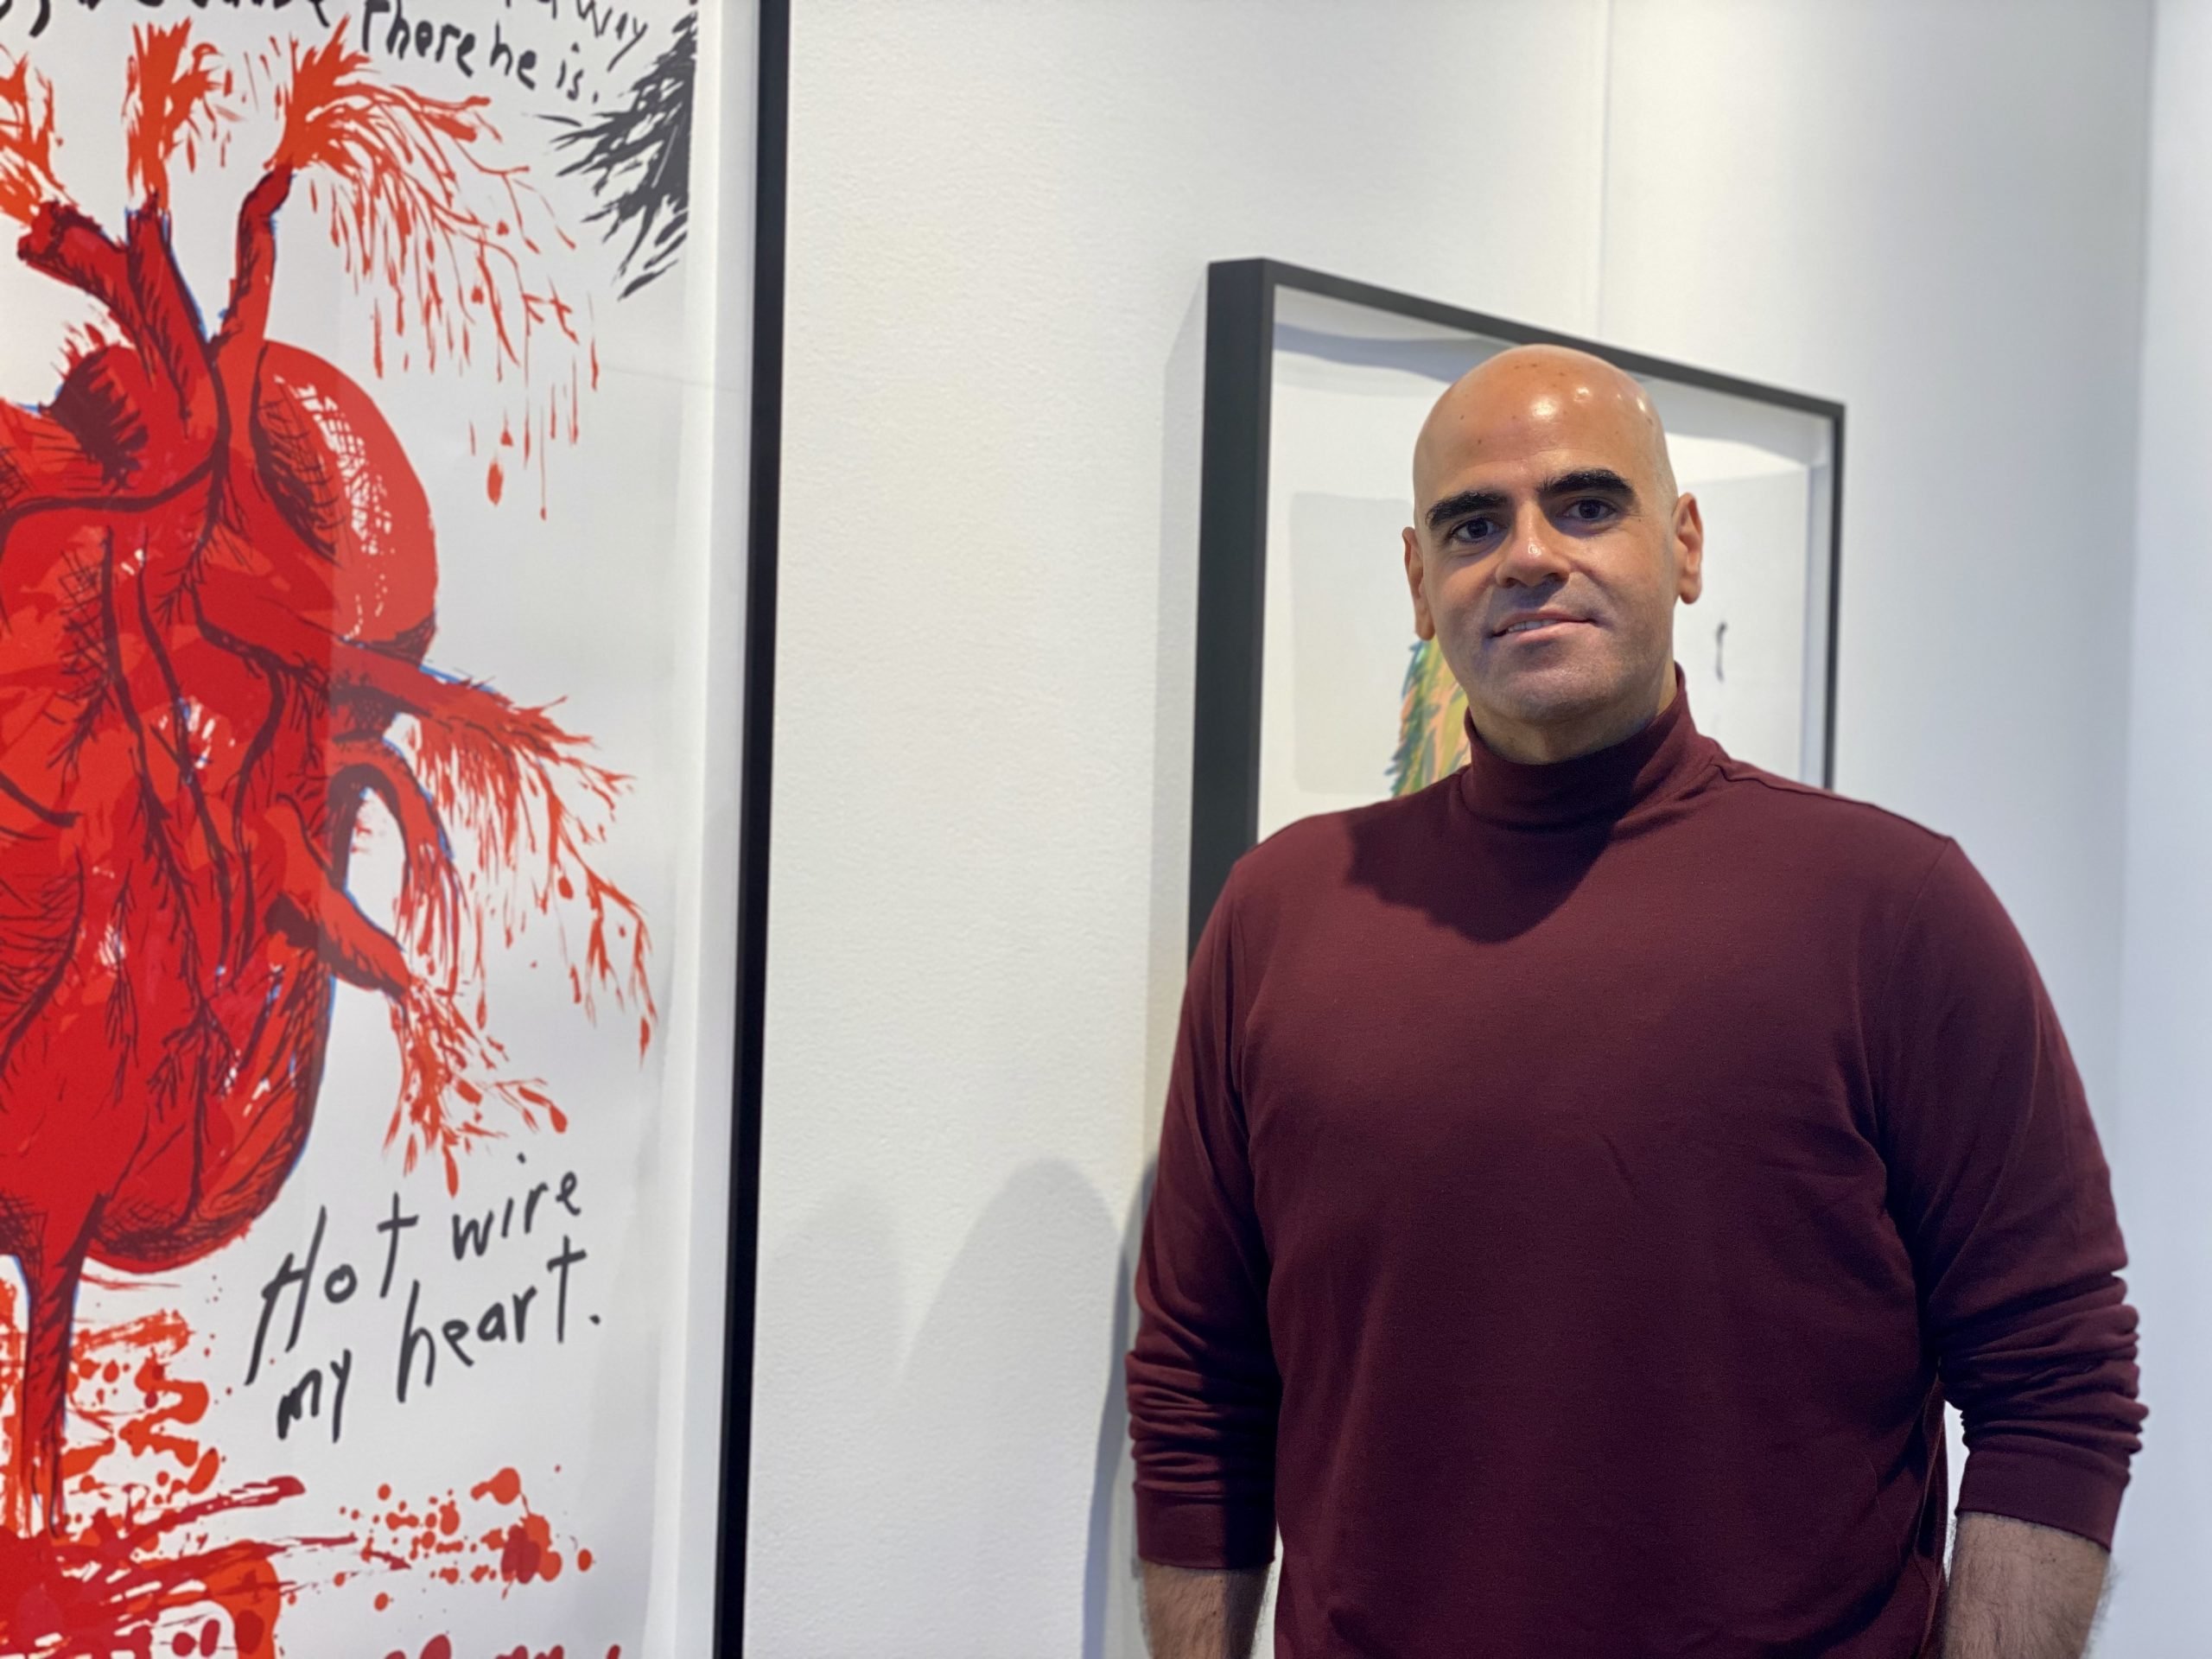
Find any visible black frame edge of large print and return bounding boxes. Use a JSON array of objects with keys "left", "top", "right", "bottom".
[
  {"left": 1186, "top": 258, "right": 1847, "bottom": 959},
  {"left": 714, "top": 0, "right": 789, "bottom": 1653}
]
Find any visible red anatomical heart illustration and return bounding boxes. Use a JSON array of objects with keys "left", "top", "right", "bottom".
[{"left": 0, "top": 18, "right": 652, "bottom": 1552}]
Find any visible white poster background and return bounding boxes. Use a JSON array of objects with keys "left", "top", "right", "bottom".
[
  {"left": 0, "top": 3, "right": 749, "bottom": 1654},
  {"left": 1257, "top": 313, "right": 1833, "bottom": 842}
]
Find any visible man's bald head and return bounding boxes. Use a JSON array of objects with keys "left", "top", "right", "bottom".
[
  {"left": 1400, "top": 342, "right": 1703, "bottom": 764},
  {"left": 1413, "top": 344, "right": 1677, "bottom": 513}
]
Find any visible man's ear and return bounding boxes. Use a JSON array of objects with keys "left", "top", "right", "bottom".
[
  {"left": 1672, "top": 493, "right": 1705, "bottom": 605},
  {"left": 1403, "top": 526, "right": 1435, "bottom": 640}
]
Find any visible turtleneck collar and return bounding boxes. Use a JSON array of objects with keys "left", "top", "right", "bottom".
[{"left": 1454, "top": 663, "right": 1716, "bottom": 832}]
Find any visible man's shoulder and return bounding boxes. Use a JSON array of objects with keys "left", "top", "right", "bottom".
[
  {"left": 1211, "top": 755, "right": 1968, "bottom": 924},
  {"left": 1698, "top": 750, "right": 1953, "bottom": 880},
  {"left": 1222, "top": 777, "right": 1454, "bottom": 908}
]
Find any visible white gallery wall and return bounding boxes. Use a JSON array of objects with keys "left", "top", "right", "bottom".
[
  {"left": 2106, "top": 1, "right": 2212, "bottom": 1651},
  {"left": 749, "top": 3, "right": 2183, "bottom": 1654}
]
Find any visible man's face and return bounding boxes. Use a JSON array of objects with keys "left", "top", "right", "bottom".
[{"left": 1402, "top": 349, "right": 1702, "bottom": 763}]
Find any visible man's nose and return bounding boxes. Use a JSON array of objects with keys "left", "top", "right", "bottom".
[{"left": 1496, "top": 505, "right": 1572, "bottom": 586}]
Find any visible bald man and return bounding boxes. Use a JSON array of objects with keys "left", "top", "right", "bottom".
[{"left": 1126, "top": 346, "right": 2142, "bottom": 1658}]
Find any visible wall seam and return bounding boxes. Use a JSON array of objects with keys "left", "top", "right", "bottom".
[
  {"left": 1591, "top": 0, "right": 1616, "bottom": 336},
  {"left": 2110, "top": 0, "right": 2164, "bottom": 1166}
]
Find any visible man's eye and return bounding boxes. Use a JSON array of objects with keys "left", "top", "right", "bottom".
[
  {"left": 1448, "top": 517, "right": 1497, "bottom": 543},
  {"left": 1566, "top": 498, "right": 1616, "bottom": 523}
]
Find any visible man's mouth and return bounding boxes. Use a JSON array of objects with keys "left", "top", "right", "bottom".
[{"left": 1494, "top": 614, "right": 1590, "bottom": 638}]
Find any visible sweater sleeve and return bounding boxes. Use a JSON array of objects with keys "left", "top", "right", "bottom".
[
  {"left": 1124, "top": 874, "right": 1281, "bottom": 1570},
  {"left": 1870, "top": 838, "right": 2146, "bottom": 1549}
]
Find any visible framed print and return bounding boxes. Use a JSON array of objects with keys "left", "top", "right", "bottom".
[
  {"left": 0, "top": 1, "right": 785, "bottom": 1654},
  {"left": 1189, "top": 259, "right": 1845, "bottom": 949}
]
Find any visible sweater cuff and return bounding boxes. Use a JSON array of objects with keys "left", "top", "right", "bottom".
[
  {"left": 1956, "top": 1444, "right": 2130, "bottom": 1551},
  {"left": 1134, "top": 1490, "right": 1276, "bottom": 1571}
]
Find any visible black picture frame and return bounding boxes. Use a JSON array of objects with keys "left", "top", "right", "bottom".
[
  {"left": 712, "top": 0, "right": 789, "bottom": 1653},
  {"left": 1188, "top": 258, "right": 1846, "bottom": 955}
]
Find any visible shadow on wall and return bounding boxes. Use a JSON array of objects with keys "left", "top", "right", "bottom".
[
  {"left": 756, "top": 1160, "right": 1122, "bottom": 1657},
  {"left": 1084, "top": 1161, "right": 1154, "bottom": 1659},
  {"left": 1083, "top": 273, "right": 1211, "bottom": 1659}
]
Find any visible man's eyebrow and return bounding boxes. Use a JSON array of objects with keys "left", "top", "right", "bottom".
[
  {"left": 1541, "top": 467, "right": 1637, "bottom": 499},
  {"left": 1423, "top": 487, "right": 1510, "bottom": 531},
  {"left": 1423, "top": 469, "right": 1639, "bottom": 531}
]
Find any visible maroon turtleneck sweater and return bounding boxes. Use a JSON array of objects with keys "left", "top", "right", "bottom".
[{"left": 1127, "top": 667, "right": 2144, "bottom": 1657}]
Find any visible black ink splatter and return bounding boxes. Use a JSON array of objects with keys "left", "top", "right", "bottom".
[{"left": 550, "top": 1, "right": 695, "bottom": 298}]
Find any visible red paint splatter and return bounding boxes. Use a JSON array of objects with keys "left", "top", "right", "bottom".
[
  {"left": 351, "top": 1467, "right": 599, "bottom": 1601},
  {"left": 487, "top": 456, "right": 505, "bottom": 503},
  {"left": 496, "top": 1516, "right": 561, "bottom": 1586},
  {"left": 0, "top": 1479, "right": 302, "bottom": 1656},
  {"left": 0, "top": 1284, "right": 224, "bottom": 1539}
]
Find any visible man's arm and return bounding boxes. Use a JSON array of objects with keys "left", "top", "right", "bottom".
[
  {"left": 1140, "top": 1562, "right": 1268, "bottom": 1659},
  {"left": 1127, "top": 871, "right": 1282, "bottom": 1647},
  {"left": 1941, "top": 1512, "right": 2110, "bottom": 1659},
  {"left": 1870, "top": 841, "right": 2145, "bottom": 1555}
]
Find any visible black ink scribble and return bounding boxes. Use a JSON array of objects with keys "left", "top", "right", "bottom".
[
  {"left": 549, "top": 1, "right": 695, "bottom": 298},
  {"left": 0, "top": 0, "right": 56, "bottom": 42}
]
